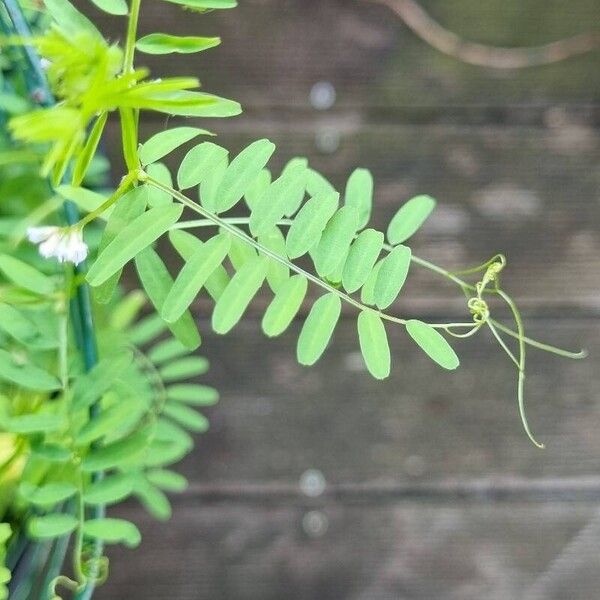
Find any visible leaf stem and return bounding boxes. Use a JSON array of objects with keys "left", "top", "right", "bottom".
[
  {"left": 172, "top": 217, "right": 586, "bottom": 360},
  {"left": 145, "top": 175, "right": 474, "bottom": 331},
  {"left": 496, "top": 288, "right": 544, "bottom": 449},
  {"left": 123, "top": 0, "right": 142, "bottom": 74}
]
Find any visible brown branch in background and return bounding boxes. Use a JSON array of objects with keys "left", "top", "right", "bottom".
[{"left": 368, "top": 0, "right": 600, "bottom": 69}]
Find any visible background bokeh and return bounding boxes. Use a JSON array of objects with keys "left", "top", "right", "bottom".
[{"left": 95, "top": 1, "right": 599, "bottom": 598}]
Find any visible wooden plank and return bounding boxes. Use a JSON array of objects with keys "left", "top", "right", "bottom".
[
  {"left": 108, "top": 121, "right": 600, "bottom": 310},
  {"left": 90, "top": 0, "right": 600, "bottom": 113},
  {"left": 144, "top": 318, "right": 595, "bottom": 483},
  {"left": 98, "top": 501, "right": 600, "bottom": 599}
]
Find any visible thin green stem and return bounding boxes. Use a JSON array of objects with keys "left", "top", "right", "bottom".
[
  {"left": 496, "top": 288, "right": 544, "bottom": 449},
  {"left": 77, "top": 172, "right": 136, "bottom": 228},
  {"left": 123, "top": 0, "right": 141, "bottom": 74},
  {"left": 145, "top": 175, "right": 475, "bottom": 331},
  {"left": 172, "top": 216, "right": 585, "bottom": 360},
  {"left": 175, "top": 217, "right": 478, "bottom": 292},
  {"left": 486, "top": 320, "right": 519, "bottom": 369},
  {"left": 489, "top": 318, "right": 587, "bottom": 359}
]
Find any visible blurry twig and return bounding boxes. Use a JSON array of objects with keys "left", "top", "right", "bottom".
[{"left": 367, "top": 0, "right": 600, "bottom": 68}]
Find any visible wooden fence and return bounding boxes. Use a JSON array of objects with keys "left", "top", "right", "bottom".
[{"left": 92, "top": 1, "right": 599, "bottom": 598}]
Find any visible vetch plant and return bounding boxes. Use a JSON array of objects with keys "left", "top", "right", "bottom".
[{"left": 0, "top": 0, "right": 586, "bottom": 597}]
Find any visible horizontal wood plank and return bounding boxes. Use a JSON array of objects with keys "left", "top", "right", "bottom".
[
  {"left": 99, "top": 501, "right": 600, "bottom": 600},
  {"left": 89, "top": 0, "right": 600, "bottom": 114},
  {"left": 141, "top": 318, "right": 596, "bottom": 483}
]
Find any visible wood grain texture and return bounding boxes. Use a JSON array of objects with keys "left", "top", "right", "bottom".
[
  {"left": 85, "top": 0, "right": 600, "bottom": 597},
  {"left": 90, "top": 0, "right": 600, "bottom": 113},
  {"left": 99, "top": 502, "right": 600, "bottom": 600}
]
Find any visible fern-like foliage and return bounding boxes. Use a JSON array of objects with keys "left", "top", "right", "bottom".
[
  {"left": 0, "top": 0, "right": 586, "bottom": 597},
  {"left": 0, "top": 282, "right": 217, "bottom": 591}
]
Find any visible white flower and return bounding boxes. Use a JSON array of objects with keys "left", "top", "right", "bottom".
[{"left": 26, "top": 226, "right": 88, "bottom": 266}]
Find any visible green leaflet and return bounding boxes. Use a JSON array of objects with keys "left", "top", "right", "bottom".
[
  {"left": 227, "top": 229, "right": 257, "bottom": 271},
  {"left": 342, "top": 229, "right": 384, "bottom": 293},
  {"left": 2, "top": 413, "right": 66, "bottom": 434},
  {"left": 83, "top": 518, "right": 141, "bottom": 548},
  {"left": 297, "top": 293, "right": 341, "bottom": 366},
  {"left": 94, "top": 186, "right": 147, "bottom": 304},
  {"left": 281, "top": 158, "right": 309, "bottom": 216},
  {"left": 145, "top": 426, "right": 192, "bottom": 467},
  {"left": 45, "top": 0, "right": 102, "bottom": 40},
  {"left": 406, "top": 320, "right": 460, "bottom": 370},
  {"left": 0, "top": 349, "right": 61, "bottom": 391},
  {"left": 146, "top": 469, "right": 188, "bottom": 492},
  {"left": 159, "top": 357, "right": 209, "bottom": 381},
  {"left": 137, "top": 34, "right": 221, "bottom": 55},
  {"left": 109, "top": 289, "right": 146, "bottom": 329},
  {"left": 258, "top": 227, "right": 289, "bottom": 292},
  {"left": 313, "top": 206, "right": 358, "bottom": 277},
  {"left": 75, "top": 400, "right": 137, "bottom": 445},
  {"left": 30, "top": 444, "right": 71, "bottom": 463},
  {"left": 135, "top": 247, "right": 201, "bottom": 350},
  {"left": 305, "top": 169, "right": 336, "bottom": 197},
  {"left": 0, "top": 255, "right": 54, "bottom": 295},
  {"left": 84, "top": 473, "right": 135, "bottom": 505},
  {"left": 286, "top": 191, "right": 339, "bottom": 259},
  {"left": 128, "top": 313, "right": 167, "bottom": 346},
  {"left": 361, "top": 259, "right": 383, "bottom": 305},
  {"left": 19, "top": 482, "right": 77, "bottom": 507},
  {"left": 166, "top": 384, "right": 219, "bottom": 405},
  {"left": 0, "top": 303, "right": 53, "bottom": 348},
  {"left": 325, "top": 247, "right": 349, "bottom": 286},
  {"left": 162, "top": 234, "right": 231, "bottom": 323},
  {"left": 89, "top": 0, "right": 128, "bottom": 14},
  {"left": 87, "top": 204, "right": 183, "bottom": 286},
  {"left": 145, "top": 92, "right": 241, "bottom": 118},
  {"left": 72, "top": 111, "right": 107, "bottom": 186},
  {"left": 357, "top": 311, "right": 390, "bottom": 379},
  {"left": 177, "top": 142, "right": 228, "bottom": 190},
  {"left": 162, "top": 0, "right": 237, "bottom": 8},
  {"left": 215, "top": 139, "right": 276, "bottom": 213},
  {"left": 387, "top": 195, "right": 436, "bottom": 245},
  {"left": 82, "top": 427, "right": 153, "bottom": 473},
  {"left": 244, "top": 168, "right": 271, "bottom": 210},
  {"left": 212, "top": 257, "right": 268, "bottom": 334},
  {"left": 373, "top": 245, "right": 411, "bottom": 310},
  {"left": 345, "top": 168, "right": 373, "bottom": 230},
  {"left": 133, "top": 477, "right": 171, "bottom": 521},
  {"left": 199, "top": 157, "right": 228, "bottom": 212},
  {"left": 262, "top": 275, "right": 307, "bottom": 337},
  {"left": 145, "top": 164, "right": 173, "bottom": 206},
  {"left": 148, "top": 339, "right": 189, "bottom": 364},
  {"left": 28, "top": 514, "right": 78, "bottom": 540},
  {"left": 169, "top": 229, "right": 229, "bottom": 301},
  {"left": 163, "top": 402, "right": 209, "bottom": 433},
  {"left": 138, "top": 127, "right": 212, "bottom": 165},
  {"left": 71, "top": 351, "right": 133, "bottom": 411},
  {"left": 249, "top": 161, "right": 307, "bottom": 237}
]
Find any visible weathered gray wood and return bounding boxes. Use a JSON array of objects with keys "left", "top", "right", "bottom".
[
  {"left": 98, "top": 501, "right": 600, "bottom": 600},
  {"left": 90, "top": 0, "right": 600, "bottom": 113},
  {"left": 151, "top": 318, "right": 596, "bottom": 483},
  {"left": 78, "top": 2, "right": 600, "bottom": 597}
]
